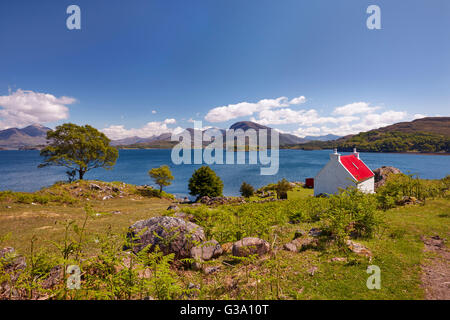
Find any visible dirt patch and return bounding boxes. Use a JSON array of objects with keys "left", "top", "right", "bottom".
[
  {"left": 421, "top": 235, "right": 450, "bottom": 300},
  {"left": 0, "top": 211, "right": 62, "bottom": 220}
]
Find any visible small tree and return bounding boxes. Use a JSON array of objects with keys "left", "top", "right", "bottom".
[
  {"left": 39, "top": 123, "right": 118, "bottom": 180},
  {"left": 275, "top": 178, "right": 292, "bottom": 199},
  {"left": 188, "top": 166, "right": 223, "bottom": 200},
  {"left": 240, "top": 182, "right": 254, "bottom": 198},
  {"left": 148, "top": 165, "right": 174, "bottom": 195}
]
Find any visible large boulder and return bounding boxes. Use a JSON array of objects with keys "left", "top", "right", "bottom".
[
  {"left": 232, "top": 237, "right": 270, "bottom": 257},
  {"left": 373, "top": 166, "right": 402, "bottom": 189},
  {"left": 126, "top": 216, "right": 206, "bottom": 259},
  {"left": 190, "top": 240, "right": 223, "bottom": 261}
]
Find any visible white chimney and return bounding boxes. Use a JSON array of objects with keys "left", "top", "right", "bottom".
[
  {"left": 330, "top": 148, "right": 340, "bottom": 161},
  {"left": 353, "top": 147, "right": 360, "bottom": 159}
]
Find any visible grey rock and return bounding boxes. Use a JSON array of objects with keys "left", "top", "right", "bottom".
[
  {"left": 190, "top": 240, "right": 223, "bottom": 261},
  {"left": 346, "top": 240, "right": 372, "bottom": 258},
  {"left": 89, "top": 183, "right": 102, "bottom": 190},
  {"left": 283, "top": 237, "right": 317, "bottom": 252},
  {"left": 373, "top": 166, "right": 402, "bottom": 190},
  {"left": 232, "top": 237, "right": 270, "bottom": 257},
  {"left": 283, "top": 242, "right": 298, "bottom": 252},
  {"left": 126, "top": 216, "right": 205, "bottom": 259}
]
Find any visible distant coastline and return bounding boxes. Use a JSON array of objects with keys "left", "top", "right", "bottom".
[{"left": 1, "top": 147, "right": 449, "bottom": 156}]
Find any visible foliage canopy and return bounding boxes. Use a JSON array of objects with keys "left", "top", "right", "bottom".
[
  {"left": 188, "top": 166, "right": 223, "bottom": 199},
  {"left": 148, "top": 165, "right": 174, "bottom": 194},
  {"left": 39, "top": 123, "right": 119, "bottom": 180}
]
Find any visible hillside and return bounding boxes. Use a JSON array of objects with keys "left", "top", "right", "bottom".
[
  {"left": 376, "top": 117, "right": 450, "bottom": 136},
  {"left": 0, "top": 124, "right": 50, "bottom": 149},
  {"left": 293, "top": 117, "right": 450, "bottom": 153}
]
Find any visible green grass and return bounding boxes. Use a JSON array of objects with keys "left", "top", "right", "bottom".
[
  {"left": 287, "top": 187, "right": 314, "bottom": 200},
  {"left": 0, "top": 180, "right": 448, "bottom": 300},
  {"left": 179, "top": 198, "right": 448, "bottom": 300}
]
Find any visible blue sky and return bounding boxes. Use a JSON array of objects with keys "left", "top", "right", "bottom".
[{"left": 0, "top": 0, "right": 449, "bottom": 138}]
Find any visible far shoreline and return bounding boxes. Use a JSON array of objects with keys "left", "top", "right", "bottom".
[{"left": 1, "top": 148, "right": 449, "bottom": 156}]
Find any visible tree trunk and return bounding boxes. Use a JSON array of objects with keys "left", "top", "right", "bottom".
[
  {"left": 79, "top": 169, "right": 85, "bottom": 180},
  {"left": 159, "top": 185, "right": 163, "bottom": 197}
]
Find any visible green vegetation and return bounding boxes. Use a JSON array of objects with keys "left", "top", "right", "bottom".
[
  {"left": 39, "top": 123, "right": 119, "bottom": 180},
  {"left": 295, "top": 131, "right": 450, "bottom": 153},
  {"left": 148, "top": 165, "right": 174, "bottom": 195},
  {"left": 275, "top": 178, "right": 293, "bottom": 199},
  {"left": 376, "top": 173, "right": 450, "bottom": 210},
  {"left": 0, "top": 173, "right": 449, "bottom": 300},
  {"left": 239, "top": 182, "right": 255, "bottom": 198},
  {"left": 188, "top": 166, "right": 224, "bottom": 199}
]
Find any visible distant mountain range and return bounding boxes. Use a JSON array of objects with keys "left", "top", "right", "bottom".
[
  {"left": 292, "top": 117, "right": 450, "bottom": 153},
  {"left": 4, "top": 117, "right": 448, "bottom": 152},
  {"left": 304, "top": 134, "right": 341, "bottom": 141},
  {"left": 111, "top": 121, "right": 313, "bottom": 148},
  {"left": 0, "top": 124, "right": 50, "bottom": 150}
]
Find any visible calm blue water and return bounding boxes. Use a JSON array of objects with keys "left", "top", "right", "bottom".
[{"left": 0, "top": 149, "right": 448, "bottom": 197}]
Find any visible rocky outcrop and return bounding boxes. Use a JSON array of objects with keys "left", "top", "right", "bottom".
[
  {"left": 232, "top": 237, "right": 270, "bottom": 257},
  {"left": 126, "top": 216, "right": 206, "bottom": 259},
  {"left": 190, "top": 240, "right": 223, "bottom": 261},
  {"left": 373, "top": 166, "right": 402, "bottom": 189}
]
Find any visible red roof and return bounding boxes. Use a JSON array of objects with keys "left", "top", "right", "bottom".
[{"left": 339, "top": 155, "right": 374, "bottom": 182}]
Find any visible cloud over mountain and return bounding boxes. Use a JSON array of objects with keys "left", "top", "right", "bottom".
[
  {"left": 0, "top": 89, "right": 76, "bottom": 130},
  {"left": 101, "top": 119, "right": 183, "bottom": 140},
  {"left": 204, "top": 95, "right": 306, "bottom": 123}
]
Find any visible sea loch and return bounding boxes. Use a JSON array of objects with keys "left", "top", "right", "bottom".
[{"left": 0, "top": 149, "right": 448, "bottom": 198}]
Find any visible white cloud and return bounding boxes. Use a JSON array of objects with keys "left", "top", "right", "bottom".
[
  {"left": 204, "top": 95, "right": 306, "bottom": 123},
  {"left": 152, "top": 110, "right": 157, "bottom": 114},
  {"left": 204, "top": 95, "right": 417, "bottom": 138},
  {"left": 333, "top": 102, "right": 381, "bottom": 116},
  {"left": 0, "top": 89, "right": 76, "bottom": 129},
  {"left": 163, "top": 118, "right": 176, "bottom": 124},
  {"left": 252, "top": 108, "right": 359, "bottom": 126},
  {"left": 289, "top": 96, "right": 306, "bottom": 105},
  {"left": 413, "top": 113, "right": 426, "bottom": 119},
  {"left": 102, "top": 119, "right": 182, "bottom": 140},
  {"left": 294, "top": 109, "right": 412, "bottom": 137}
]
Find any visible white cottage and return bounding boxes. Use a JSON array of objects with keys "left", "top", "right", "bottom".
[{"left": 314, "top": 148, "right": 375, "bottom": 196}]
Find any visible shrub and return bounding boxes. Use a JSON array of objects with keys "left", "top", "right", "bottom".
[
  {"left": 286, "top": 197, "right": 329, "bottom": 223},
  {"left": 239, "top": 182, "right": 255, "bottom": 198},
  {"left": 376, "top": 173, "right": 448, "bottom": 209},
  {"left": 188, "top": 166, "right": 223, "bottom": 200},
  {"left": 320, "top": 187, "right": 382, "bottom": 246},
  {"left": 183, "top": 201, "right": 288, "bottom": 243},
  {"left": 275, "top": 178, "right": 292, "bottom": 199}
]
